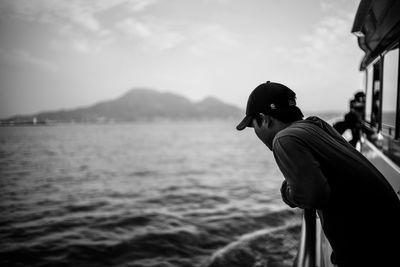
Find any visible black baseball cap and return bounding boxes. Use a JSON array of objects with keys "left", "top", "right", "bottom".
[
  {"left": 354, "top": 91, "right": 365, "bottom": 99},
  {"left": 236, "top": 81, "right": 297, "bottom": 131}
]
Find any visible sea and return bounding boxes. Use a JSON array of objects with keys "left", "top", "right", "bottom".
[{"left": 0, "top": 119, "right": 312, "bottom": 267}]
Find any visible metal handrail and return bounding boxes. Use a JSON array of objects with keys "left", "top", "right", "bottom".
[
  {"left": 381, "top": 123, "right": 395, "bottom": 136},
  {"left": 294, "top": 209, "right": 316, "bottom": 267},
  {"left": 381, "top": 123, "right": 395, "bottom": 129}
]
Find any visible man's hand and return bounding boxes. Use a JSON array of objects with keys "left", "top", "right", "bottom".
[{"left": 280, "top": 180, "right": 296, "bottom": 208}]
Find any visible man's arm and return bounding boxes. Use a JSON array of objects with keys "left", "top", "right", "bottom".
[{"left": 273, "top": 135, "right": 331, "bottom": 210}]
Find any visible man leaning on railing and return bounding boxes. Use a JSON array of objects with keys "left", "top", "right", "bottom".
[{"left": 236, "top": 81, "right": 400, "bottom": 267}]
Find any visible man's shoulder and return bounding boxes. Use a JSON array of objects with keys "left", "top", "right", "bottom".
[
  {"left": 273, "top": 121, "right": 309, "bottom": 150},
  {"left": 273, "top": 117, "right": 330, "bottom": 147},
  {"left": 276, "top": 117, "right": 321, "bottom": 138},
  {"left": 275, "top": 126, "right": 304, "bottom": 141}
]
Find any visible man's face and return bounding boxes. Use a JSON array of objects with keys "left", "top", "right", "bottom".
[{"left": 356, "top": 96, "right": 366, "bottom": 103}]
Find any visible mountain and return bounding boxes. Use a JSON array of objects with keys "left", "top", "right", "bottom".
[{"left": 1, "top": 88, "right": 243, "bottom": 124}]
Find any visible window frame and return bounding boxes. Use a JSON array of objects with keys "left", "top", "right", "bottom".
[
  {"left": 395, "top": 46, "right": 400, "bottom": 140},
  {"left": 381, "top": 45, "right": 400, "bottom": 140},
  {"left": 367, "top": 45, "right": 400, "bottom": 140}
]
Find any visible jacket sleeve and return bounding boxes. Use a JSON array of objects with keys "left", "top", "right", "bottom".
[{"left": 273, "top": 135, "right": 331, "bottom": 210}]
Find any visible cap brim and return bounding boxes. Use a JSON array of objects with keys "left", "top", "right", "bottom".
[{"left": 236, "top": 115, "right": 253, "bottom": 131}]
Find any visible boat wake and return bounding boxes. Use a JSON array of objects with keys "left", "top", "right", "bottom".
[{"left": 203, "top": 214, "right": 301, "bottom": 267}]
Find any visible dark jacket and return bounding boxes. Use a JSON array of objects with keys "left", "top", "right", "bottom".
[{"left": 273, "top": 116, "right": 400, "bottom": 265}]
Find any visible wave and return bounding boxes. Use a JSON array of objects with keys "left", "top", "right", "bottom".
[
  {"left": 65, "top": 201, "right": 109, "bottom": 213},
  {"left": 1, "top": 208, "right": 301, "bottom": 267},
  {"left": 202, "top": 224, "right": 301, "bottom": 267}
]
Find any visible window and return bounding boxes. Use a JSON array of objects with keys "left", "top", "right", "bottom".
[
  {"left": 371, "top": 61, "right": 382, "bottom": 128},
  {"left": 365, "top": 65, "right": 374, "bottom": 123},
  {"left": 381, "top": 48, "right": 399, "bottom": 137}
]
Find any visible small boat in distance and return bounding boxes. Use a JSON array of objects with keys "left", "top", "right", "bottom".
[{"left": 296, "top": 1, "right": 400, "bottom": 266}]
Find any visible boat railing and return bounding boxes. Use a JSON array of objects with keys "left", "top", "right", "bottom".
[
  {"left": 381, "top": 123, "right": 395, "bottom": 136},
  {"left": 294, "top": 209, "right": 316, "bottom": 267},
  {"left": 295, "top": 210, "right": 336, "bottom": 267}
]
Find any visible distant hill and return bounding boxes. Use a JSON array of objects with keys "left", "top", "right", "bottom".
[{"left": 1, "top": 88, "right": 243, "bottom": 124}]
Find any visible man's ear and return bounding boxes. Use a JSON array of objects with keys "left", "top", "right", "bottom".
[{"left": 259, "top": 113, "right": 272, "bottom": 128}]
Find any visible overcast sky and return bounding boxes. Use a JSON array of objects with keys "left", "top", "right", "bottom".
[{"left": 0, "top": 0, "right": 363, "bottom": 118}]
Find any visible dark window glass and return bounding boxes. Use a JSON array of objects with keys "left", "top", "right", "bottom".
[
  {"left": 371, "top": 61, "right": 382, "bottom": 128},
  {"left": 381, "top": 48, "right": 399, "bottom": 138}
]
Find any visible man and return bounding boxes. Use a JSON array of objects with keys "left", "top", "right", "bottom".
[
  {"left": 353, "top": 91, "right": 366, "bottom": 120},
  {"left": 236, "top": 81, "right": 400, "bottom": 266},
  {"left": 333, "top": 92, "right": 375, "bottom": 147}
]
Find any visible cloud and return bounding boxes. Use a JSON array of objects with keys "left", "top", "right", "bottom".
[
  {"left": 69, "top": 7, "right": 102, "bottom": 32},
  {"left": 275, "top": 12, "right": 355, "bottom": 70},
  {"left": 72, "top": 39, "right": 96, "bottom": 53},
  {"left": 202, "top": 0, "right": 231, "bottom": 4},
  {"left": 115, "top": 17, "right": 185, "bottom": 50},
  {"left": 71, "top": 35, "right": 114, "bottom": 54},
  {"left": 302, "top": 15, "right": 351, "bottom": 51},
  {"left": 0, "top": 0, "right": 158, "bottom": 30},
  {"left": 274, "top": 0, "right": 359, "bottom": 71},
  {"left": 0, "top": 48, "right": 58, "bottom": 71},
  {"left": 320, "top": 0, "right": 355, "bottom": 14},
  {"left": 0, "top": 0, "right": 162, "bottom": 53},
  {"left": 115, "top": 19, "right": 242, "bottom": 54},
  {"left": 127, "top": 0, "right": 158, "bottom": 12},
  {"left": 115, "top": 18, "right": 242, "bottom": 54},
  {"left": 0, "top": 0, "right": 99, "bottom": 32},
  {"left": 116, "top": 18, "right": 152, "bottom": 38},
  {"left": 188, "top": 24, "right": 242, "bottom": 56}
]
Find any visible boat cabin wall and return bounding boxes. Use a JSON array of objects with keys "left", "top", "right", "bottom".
[{"left": 360, "top": 43, "right": 400, "bottom": 198}]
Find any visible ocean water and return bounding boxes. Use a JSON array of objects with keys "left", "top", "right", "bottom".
[{"left": 0, "top": 120, "right": 302, "bottom": 267}]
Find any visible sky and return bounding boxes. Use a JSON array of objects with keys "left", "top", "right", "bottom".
[{"left": 0, "top": 0, "right": 364, "bottom": 118}]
